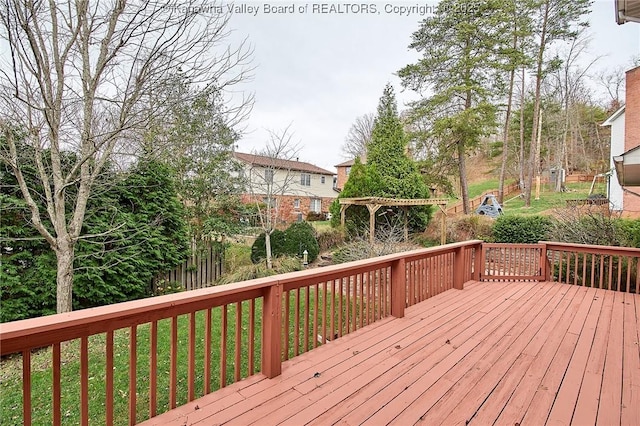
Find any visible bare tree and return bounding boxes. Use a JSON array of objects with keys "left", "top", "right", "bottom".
[
  {"left": 597, "top": 66, "right": 626, "bottom": 111},
  {"left": 342, "top": 113, "right": 374, "bottom": 160},
  {"left": 0, "top": 1, "right": 252, "bottom": 313},
  {"left": 523, "top": 0, "right": 590, "bottom": 206},
  {"left": 246, "top": 126, "right": 300, "bottom": 269},
  {"left": 549, "top": 29, "right": 601, "bottom": 189}
]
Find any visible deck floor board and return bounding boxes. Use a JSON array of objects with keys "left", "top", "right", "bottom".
[{"left": 140, "top": 281, "right": 639, "bottom": 426}]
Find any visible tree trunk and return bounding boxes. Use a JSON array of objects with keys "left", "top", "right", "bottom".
[
  {"left": 519, "top": 67, "right": 526, "bottom": 191},
  {"left": 525, "top": 0, "right": 549, "bottom": 207},
  {"left": 55, "top": 238, "right": 75, "bottom": 313},
  {"left": 265, "top": 231, "right": 273, "bottom": 269},
  {"left": 459, "top": 139, "right": 470, "bottom": 214},
  {"left": 499, "top": 29, "right": 518, "bottom": 204},
  {"left": 460, "top": 90, "right": 473, "bottom": 214}
]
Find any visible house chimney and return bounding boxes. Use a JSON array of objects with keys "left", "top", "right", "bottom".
[{"left": 296, "top": 157, "right": 299, "bottom": 161}]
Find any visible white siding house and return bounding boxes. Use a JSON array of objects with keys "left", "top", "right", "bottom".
[
  {"left": 233, "top": 152, "right": 337, "bottom": 223},
  {"left": 602, "top": 106, "right": 625, "bottom": 211}
]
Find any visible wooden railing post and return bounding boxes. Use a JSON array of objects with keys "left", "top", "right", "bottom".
[
  {"left": 391, "top": 258, "right": 406, "bottom": 318},
  {"left": 473, "top": 244, "right": 483, "bottom": 281},
  {"left": 262, "top": 282, "right": 282, "bottom": 378},
  {"left": 539, "top": 243, "right": 549, "bottom": 281},
  {"left": 454, "top": 246, "right": 465, "bottom": 290}
]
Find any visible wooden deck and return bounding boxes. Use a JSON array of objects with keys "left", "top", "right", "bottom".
[{"left": 143, "top": 280, "right": 640, "bottom": 425}]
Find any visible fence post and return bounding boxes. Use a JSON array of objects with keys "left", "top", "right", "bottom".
[
  {"left": 391, "top": 258, "right": 406, "bottom": 318},
  {"left": 454, "top": 246, "right": 465, "bottom": 290},
  {"left": 262, "top": 282, "right": 283, "bottom": 378}
]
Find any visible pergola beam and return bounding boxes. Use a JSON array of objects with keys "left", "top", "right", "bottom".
[{"left": 338, "top": 197, "right": 448, "bottom": 245}]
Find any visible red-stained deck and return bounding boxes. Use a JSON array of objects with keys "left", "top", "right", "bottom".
[{"left": 141, "top": 280, "right": 640, "bottom": 426}]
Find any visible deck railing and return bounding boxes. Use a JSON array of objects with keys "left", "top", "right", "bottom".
[
  {"left": 480, "top": 243, "right": 547, "bottom": 281},
  {"left": 543, "top": 242, "right": 640, "bottom": 293},
  {"left": 0, "top": 240, "right": 481, "bottom": 426},
  {"left": 478, "top": 242, "right": 640, "bottom": 294},
  {"left": 3, "top": 240, "right": 638, "bottom": 425}
]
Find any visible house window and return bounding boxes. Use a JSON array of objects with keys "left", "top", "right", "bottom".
[
  {"left": 345, "top": 166, "right": 351, "bottom": 176},
  {"left": 301, "top": 173, "right": 311, "bottom": 186},
  {"left": 321, "top": 176, "right": 326, "bottom": 184},
  {"left": 294, "top": 198, "right": 300, "bottom": 209},
  {"left": 310, "top": 198, "right": 321, "bottom": 213},
  {"left": 265, "top": 169, "right": 274, "bottom": 183}
]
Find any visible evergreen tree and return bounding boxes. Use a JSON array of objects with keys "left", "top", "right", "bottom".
[
  {"left": 73, "top": 159, "right": 190, "bottom": 310},
  {"left": 1, "top": 151, "right": 190, "bottom": 321},
  {"left": 330, "top": 85, "right": 432, "bottom": 234}
]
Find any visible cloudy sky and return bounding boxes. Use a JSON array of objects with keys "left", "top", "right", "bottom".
[{"left": 225, "top": 1, "right": 640, "bottom": 172}]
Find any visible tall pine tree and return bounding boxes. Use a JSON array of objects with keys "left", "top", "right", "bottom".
[{"left": 399, "top": 0, "right": 510, "bottom": 214}]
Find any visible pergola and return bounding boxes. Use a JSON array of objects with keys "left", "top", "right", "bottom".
[{"left": 339, "top": 197, "right": 449, "bottom": 245}]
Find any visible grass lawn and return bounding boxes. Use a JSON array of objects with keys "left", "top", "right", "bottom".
[
  {"left": 311, "top": 220, "right": 332, "bottom": 232},
  {"left": 466, "top": 179, "right": 501, "bottom": 199},
  {"left": 501, "top": 182, "right": 594, "bottom": 216},
  {"left": 448, "top": 178, "right": 595, "bottom": 216}
]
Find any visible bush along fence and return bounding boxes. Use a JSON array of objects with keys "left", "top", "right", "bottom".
[{"left": 152, "top": 241, "right": 224, "bottom": 293}]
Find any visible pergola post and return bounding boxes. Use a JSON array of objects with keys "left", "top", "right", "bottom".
[
  {"left": 340, "top": 204, "right": 348, "bottom": 228},
  {"left": 366, "top": 204, "right": 381, "bottom": 244},
  {"left": 402, "top": 207, "right": 409, "bottom": 242}
]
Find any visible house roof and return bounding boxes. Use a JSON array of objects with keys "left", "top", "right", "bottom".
[
  {"left": 616, "top": 0, "right": 640, "bottom": 24},
  {"left": 233, "top": 152, "right": 334, "bottom": 175},
  {"left": 335, "top": 157, "right": 367, "bottom": 167},
  {"left": 334, "top": 159, "right": 355, "bottom": 167},
  {"left": 602, "top": 106, "right": 625, "bottom": 126},
  {"left": 613, "top": 144, "right": 640, "bottom": 186}
]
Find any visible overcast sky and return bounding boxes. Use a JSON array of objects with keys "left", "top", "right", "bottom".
[{"left": 225, "top": 1, "right": 640, "bottom": 172}]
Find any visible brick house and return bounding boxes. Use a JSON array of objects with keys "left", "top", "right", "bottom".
[
  {"left": 334, "top": 159, "right": 355, "bottom": 191},
  {"left": 233, "top": 152, "right": 337, "bottom": 224},
  {"left": 608, "top": 66, "right": 640, "bottom": 217}
]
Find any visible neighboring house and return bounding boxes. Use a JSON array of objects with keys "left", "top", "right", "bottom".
[
  {"left": 607, "top": 65, "right": 640, "bottom": 217},
  {"left": 334, "top": 159, "right": 355, "bottom": 191},
  {"left": 602, "top": 106, "right": 625, "bottom": 211},
  {"left": 233, "top": 152, "right": 336, "bottom": 223}
]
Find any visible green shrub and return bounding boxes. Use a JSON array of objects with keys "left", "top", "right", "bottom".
[
  {"left": 281, "top": 221, "right": 320, "bottom": 262},
  {"left": 250, "top": 222, "right": 320, "bottom": 264},
  {"left": 250, "top": 229, "right": 286, "bottom": 263},
  {"left": 616, "top": 219, "right": 640, "bottom": 248},
  {"left": 492, "top": 215, "right": 551, "bottom": 244}
]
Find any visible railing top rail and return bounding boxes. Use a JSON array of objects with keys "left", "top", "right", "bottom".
[
  {"left": 0, "top": 240, "right": 482, "bottom": 356},
  {"left": 540, "top": 241, "right": 640, "bottom": 257},
  {"left": 483, "top": 243, "right": 545, "bottom": 249}
]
